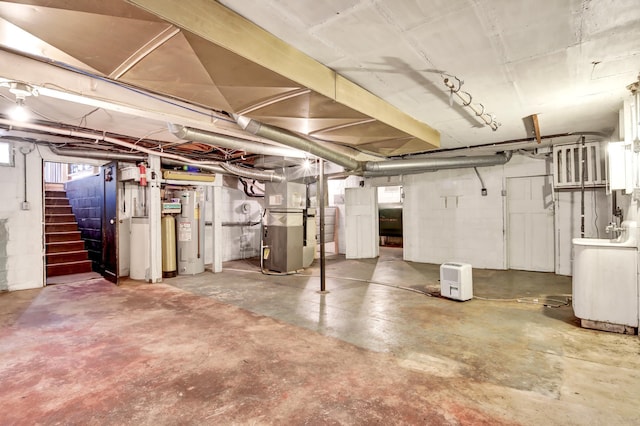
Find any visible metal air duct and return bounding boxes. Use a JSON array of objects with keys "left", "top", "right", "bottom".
[
  {"left": 364, "top": 152, "right": 513, "bottom": 176},
  {"left": 235, "top": 115, "right": 361, "bottom": 171},
  {"left": 49, "top": 145, "right": 145, "bottom": 162},
  {"left": 169, "top": 123, "right": 306, "bottom": 159},
  {"left": 236, "top": 115, "right": 512, "bottom": 176},
  {"left": 0, "top": 118, "right": 283, "bottom": 182}
]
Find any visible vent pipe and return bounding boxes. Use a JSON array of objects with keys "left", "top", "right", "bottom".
[
  {"left": 363, "top": 152, "right": 512, "bottom": 176},
  {"left": 236, "top": 115, "right": 361, "bottom": 171},
  {"left": 235, "top": 115, "right": 512, "bottom": 176},
  {"left": 169, "top": 124, "right": 306, "bottom": 159},
  {"left": 49, "top": 145, "right": 145, "bottom": 162},
  {"left": 0, "top": 119, "right": 283, "bottom": 182}
]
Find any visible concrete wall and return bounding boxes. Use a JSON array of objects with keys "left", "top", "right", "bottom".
[
  {"left": 221, "top": 182, "right": 264, "bottom": 262},
  {"left": 402, "top": 154, "right": 611, "bottom": 272},
  {"left": 325, "top": 153, "right": 612, "bottom": 274},
  {"left": 0, "top": 141, "right": 44, "bottom": 291},
  {"left": 402, "top": 163, "right": 509, "bottom": 269},
  {"left": 554, "top": 189, "right": 611, "bottom": 275}
]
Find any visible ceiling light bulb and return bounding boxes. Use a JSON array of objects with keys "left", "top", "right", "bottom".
[
  {"left": 303, "top": 158, "right": 311, "bottom": 170},
  {"left": 9, "top": 98, "right": 29, "bottom": 122}
]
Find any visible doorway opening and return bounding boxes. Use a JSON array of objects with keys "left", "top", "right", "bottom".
[
  {"left": 377, "top": 185, "right": 403, "bottom": 253},
  {"left": 43, "top": 161, "right": 116, "bottom": 284}
]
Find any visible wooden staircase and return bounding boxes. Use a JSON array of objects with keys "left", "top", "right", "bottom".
[{"left": 45, "top": 186, "right": 93, "bottom": 277}]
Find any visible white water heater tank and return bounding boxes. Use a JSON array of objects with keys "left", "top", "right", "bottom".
[{"left": 440, "top": 262, "right": 473, "bottom": 301}]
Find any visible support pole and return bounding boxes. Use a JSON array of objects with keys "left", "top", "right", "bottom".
[
  {"left": 580, "top": 136, "right": 586, "bottom": 238},
  {"left": 319, "top": 159, "right": 326, "bottom": 293},
  {"left": 148, "top": 154, "right": 163, "bottom": 282}
]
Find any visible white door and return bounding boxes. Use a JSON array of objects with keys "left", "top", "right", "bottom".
[
  {"left": 345, "top": 187, "right": 378, "bottom": 259},
  {"left": 507, "top": 176, "right": 555, "bottom": 272}
]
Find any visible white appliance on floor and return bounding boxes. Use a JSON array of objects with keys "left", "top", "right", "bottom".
[{"left": 440, "top": 262, "right": 473, "bottom": 301}]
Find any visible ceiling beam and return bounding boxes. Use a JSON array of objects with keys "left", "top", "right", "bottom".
[{"left": 126, "top": 0, "right": 440, "bottom": 149}]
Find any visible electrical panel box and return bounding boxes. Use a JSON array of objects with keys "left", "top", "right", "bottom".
[
  {"left": 440, "top": 262, "right": 473, "bottom": 301},
  {"left": 120, "top": 166, "right": 141, "bottom": 182},
  {"left": 264, "top": 181, "right": 306, "bottom": 209}
]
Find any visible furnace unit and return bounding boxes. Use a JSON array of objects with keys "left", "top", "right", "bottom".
[{"left": 262, "top": 181, "right": 306, "bottom": 273}]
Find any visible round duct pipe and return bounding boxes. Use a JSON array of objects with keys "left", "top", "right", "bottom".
[
  {"left": 364, "top": 152, "right": 513, "bottom": 176},
  {"left": 236, "top": 116, "right": 513, "bottom": 176},
  {"left": 169, "top": 123, "right": 306, "bottom": 159},
  {"left": 49, "top": 145, "right": 145, "bottom": 162},
  {"left": 0, "top": 118, "right": 283, "bottom": 182},
  {"left": 235, "top": 115, "right": 361, "bottom": 171}
]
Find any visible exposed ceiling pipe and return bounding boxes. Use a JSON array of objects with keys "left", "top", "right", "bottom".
[
  {"left": 235, "top": 115, "right": 512, "bottom": 176},
  {"left": 235, "top": 115, "right": 362, "bottom": 171},
  {"left": 364, "top": 152, "right": 512, "bottom": 176},
  {"left": 0, "top": 118, "right": 283, "bottom": 182},
  {"left": 48, "top": 146, "right": 284, "bottom": 181},
  {"left": 395, "top": 131, "right": 609, "bottom": 158},
  {"left": 168, "top": 123, "right": 307, "bottom": 159},
  {"left": 49, "top": 145, "right": 145, "bottom": 161}
]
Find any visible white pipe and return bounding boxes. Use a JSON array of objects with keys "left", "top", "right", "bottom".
[{"left": 0, "top": 119, "right": 283, "bottom": 182}]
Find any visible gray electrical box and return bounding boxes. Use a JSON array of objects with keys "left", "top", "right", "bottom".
[{"left": 264, "top": 181, "right": 306, "bottom": 209}]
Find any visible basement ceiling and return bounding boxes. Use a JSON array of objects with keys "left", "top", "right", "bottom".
[
  {"left": 0, "top": 0, "right": 639, "bottom": 161},
  {"left": 0, "top": 0, "right": 440, "bottom": 158}
]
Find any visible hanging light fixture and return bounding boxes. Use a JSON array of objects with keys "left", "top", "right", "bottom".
[{"left": 8, "top": 82, "right": 35, "bottom": 122}]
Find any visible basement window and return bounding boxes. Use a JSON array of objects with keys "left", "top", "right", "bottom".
[{"left": 0, "top": 141, "right": 14, "bottom": 167}]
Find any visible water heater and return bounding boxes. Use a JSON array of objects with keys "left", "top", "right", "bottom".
[{"left": 176, "top": 189, "right": 205, "bottom": 275}]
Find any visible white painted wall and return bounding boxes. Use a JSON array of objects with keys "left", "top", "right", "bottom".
[
  {"left": 345, "top": 187, "right": 379, "bottom": 259},
  {"left": 403, "top": 164, "right": 507, "bottom": 269},
  {"left": 0, "top": 141, "right": 44, "bottom": 291},
  {"left": 221, "top": 185, "right": 264, "bottom": 262},
  {"left": 555, "top": 189, "right": 610, "bottom": 275},
  {"left": 365, "top": 154, "right": 611, "bottom": 273},
  {"left": 328, "top": 175, "right": 361, "bottom": 254}
]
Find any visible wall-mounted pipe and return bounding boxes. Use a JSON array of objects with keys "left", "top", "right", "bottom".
[
  {"left": 169, "top": 123, "right": 306, "bottom": 159},
  {"left": 0, "top": 119, "right": 283, "bottom": 182},
  {"left": 235, "top": 115, "right": 361, "bottom": 171},
  {"left": 363, "top": 152, "right": 512, "bottom": 176}
]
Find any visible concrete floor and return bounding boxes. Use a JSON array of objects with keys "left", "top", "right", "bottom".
[{"left": 1, "top": 247, "right": 639, "bottom": 424}]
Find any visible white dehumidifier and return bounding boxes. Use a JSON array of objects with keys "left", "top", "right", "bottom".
[{"left": 440, "top": 262, "right": 473, "bottom": 301}]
